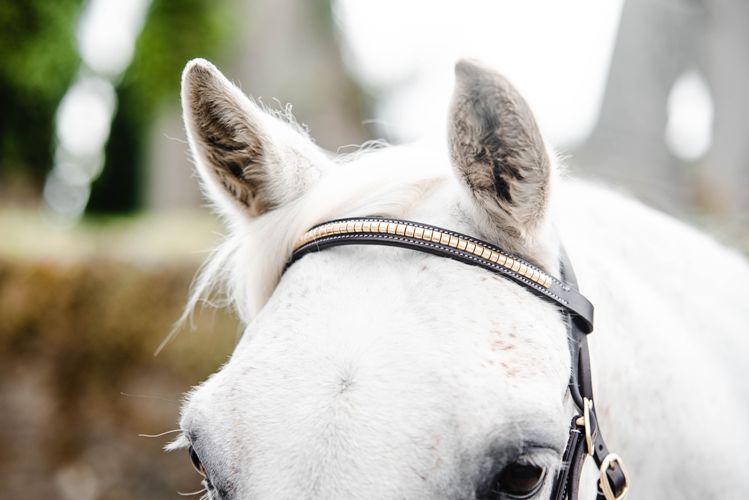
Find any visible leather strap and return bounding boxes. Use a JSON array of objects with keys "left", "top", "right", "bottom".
[
  {"left": 290, "top": 217, "right": 594, "bottom": 333},
  {"left": 287, "top": 217, "right": 627, "bottom": 499},
  {"left": 559, "top": 249, "right": 628, "bottom": 500}
]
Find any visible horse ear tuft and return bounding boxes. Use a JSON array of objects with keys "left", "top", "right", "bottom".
[
  {"left": 448, "top": 59, "right": 551, "bottom": 241},
  {"left": 181, "top": 59, "right": 325, "bottom": 219}
]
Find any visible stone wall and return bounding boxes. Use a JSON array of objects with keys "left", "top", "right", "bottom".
[{"left": 0, "top": 212, "right": 238, "bottom": 499}]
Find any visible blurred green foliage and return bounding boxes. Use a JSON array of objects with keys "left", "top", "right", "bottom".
[
  {"left": 0, "top": 0, "right": 233, "bottom": 209},
  {"left": 128, "top": 0, "right": 232, "bottom": 108},
  {"left": 0, "top": 1, "right": 82, "bottom": 180},
  {"left": 90, "top": 0, "right": 234, "bottom": 213}
]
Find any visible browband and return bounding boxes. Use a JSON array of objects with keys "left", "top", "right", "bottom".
[
  {"left": 289, "top": 217, "right": 594, "bottom": 333},
  {"left": 287, "top": 216, "right": 628, "bottom": 500}
]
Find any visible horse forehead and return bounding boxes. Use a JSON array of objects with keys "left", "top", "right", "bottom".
[
  {"left": 272, "top": 245, "right": 566, "bottom": 339},
  {"left": 228, "top": 244, "right": 570, "bottom": 388},
  {"left": 180, "top": 246, "right": 571, "bottom": 498}
]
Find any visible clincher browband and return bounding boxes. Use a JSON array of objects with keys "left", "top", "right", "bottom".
[
  {"left": 290, "top": 217, "right": 593, "bottom": 332},
  {"left": 287, "top": 216, "right": 628, "bottom": 500}
]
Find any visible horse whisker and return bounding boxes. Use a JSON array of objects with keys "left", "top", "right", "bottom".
[
  {"left": 178, "top": 487, "right": 207, "bottom": 496},
  {"left": 138, "top": 429, "right": 183, "bottom": 439}
]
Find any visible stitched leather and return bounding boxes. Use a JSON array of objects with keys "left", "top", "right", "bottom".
[
  {"left": 560, "top": 249, "right": 627, "bottom": 500},
  {"left": 551, "top": 419, "right": 585, "bottom": 500},
  {"left": 290, "top": 219, "right": 594, "bottom": 333}
]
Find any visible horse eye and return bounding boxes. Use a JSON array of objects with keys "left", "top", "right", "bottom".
[
  {"left": 485, "top": 462, "right": 545, "bottom": 499},
  {"left": 189, "top": 446, "right": 207, "bottom": 477}
]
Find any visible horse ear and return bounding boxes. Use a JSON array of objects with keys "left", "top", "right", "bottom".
[
  {"left": 448, "top": 59, "right": 551, "bottom": 242},
  {"left": 181, "top": 58, "right": 326, "bottom": 219}
]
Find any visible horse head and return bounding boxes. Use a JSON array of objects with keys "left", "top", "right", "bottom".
[{"left": 172, "top": 58, "right": 591, "bottom": 500}]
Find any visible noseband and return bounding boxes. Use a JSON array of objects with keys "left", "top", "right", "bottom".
[{"left": 288, "top": 217, "right": 629, "bottom": 500}]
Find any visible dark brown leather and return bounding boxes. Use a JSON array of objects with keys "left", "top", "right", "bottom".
[{"left": 560, "top": 249, "right": 628, "bottom": 500}]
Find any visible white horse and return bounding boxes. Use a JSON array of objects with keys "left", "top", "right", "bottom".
[{"left": 169, "top": 58, "right": 749, "bottom": 500}]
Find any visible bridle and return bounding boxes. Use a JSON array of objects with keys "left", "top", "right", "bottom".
[{"left": 287, "top": 217, "right": 629, "bottom": 500}]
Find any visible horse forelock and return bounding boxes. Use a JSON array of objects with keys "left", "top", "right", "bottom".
[{"left": 180, "top": 144, "right": 450, "bottom": 329}]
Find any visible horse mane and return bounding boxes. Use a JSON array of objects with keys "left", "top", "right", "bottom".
[{"left": 165, "top": 144, "right": 448, "bottom": 348}]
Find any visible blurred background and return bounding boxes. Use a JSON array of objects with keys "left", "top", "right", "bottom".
[{"left": 1, "top": 0, "right": 747, "bottom": 498}]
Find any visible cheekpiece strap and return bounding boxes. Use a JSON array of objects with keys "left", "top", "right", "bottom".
[{"left": 559, "top": 249, "right": 629, "bottom": 500}]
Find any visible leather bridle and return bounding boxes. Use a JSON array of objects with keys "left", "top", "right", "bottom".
[{"left": 287, "top": 217, "right": 629, "bottom": 500}]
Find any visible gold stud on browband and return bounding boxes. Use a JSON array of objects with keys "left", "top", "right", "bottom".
[{"left": 293, "top": 219, "right": 553, "bottom": 289}]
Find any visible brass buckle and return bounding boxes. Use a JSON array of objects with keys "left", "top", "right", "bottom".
[
  {"left": 599, "top": 453, "right": 629, "bottom": 500},
  {"left": 574, "top": 397, "right": 593, "bottom": 456}
]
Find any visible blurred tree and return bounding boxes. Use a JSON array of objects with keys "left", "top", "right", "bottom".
[
  {"left": 2, "top": 0, "right": 369, "bottom": 214},
  {"left": 144, "top": 0, "right": 373, "bottom": 211},
  {"left": 230, "top": 0, "right": 371, "bottom": 150},
  {"left": 0, "top": 1, "right": 82, "bottom": 193},
  {"left": 88, "top": 0, "right": 233, "bottom": 213},
  {"left": 574, "top": 0, "right": 749, "bottom": 237}
]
